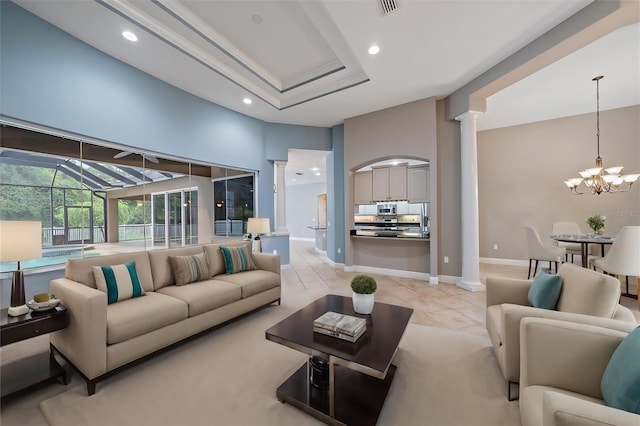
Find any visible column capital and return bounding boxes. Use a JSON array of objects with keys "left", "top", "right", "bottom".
[
  {"left": 454, "top": 110, "right": 483, "bottom": 122},
  {"left": 274, "top": 160, "right": 288, "bottom": 168}
]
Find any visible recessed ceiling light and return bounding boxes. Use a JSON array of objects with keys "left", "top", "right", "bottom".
[
  {"left": 243, "top": 98, "right": 252, "bottom": 105},
  {"left": 368, "top": 45, "right": 380, "bottom": 55},
  {"left": 122, "top": 31, "right": 138, "bottom": 42},
  {"left": 292, "top": 178, "right": 297, "bottom": 182},
  {"left": 252, "top": 14, "right": 263, "bottom": 24},
  {"left": 315, "top": 172, "right": 321, "bottom": 176},
  {"left": 311, "top": 167, "right": 318, "bottom": 171}
]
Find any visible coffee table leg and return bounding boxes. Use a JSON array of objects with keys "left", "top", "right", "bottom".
[{"left": 329, "top": 359, "right": 335, "bottom": 418}]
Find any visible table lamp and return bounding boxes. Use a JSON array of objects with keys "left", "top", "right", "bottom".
[
  {"left": 247, "top": 218, "right": 270, "bottom": 252},
  {"left": 0, "top": 221, "right": 42, "bottom": 316}
]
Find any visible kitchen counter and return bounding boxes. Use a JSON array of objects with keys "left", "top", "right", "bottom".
[
  {"left": 309, "top": 226, "right": 327, "bottom": 253},
  {"left": 350, "top": 229, "right": 429, "bottom": 239},
  {"left": 351, "top": 234, "right": 429, "bottom": 241},
  {"left": 350, "top": 234, "right": 430, "bottom": 275}
]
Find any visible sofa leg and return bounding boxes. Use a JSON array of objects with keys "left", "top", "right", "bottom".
[
  {"left": 508, "top": 381, "right": 519, "bottom": 401},
  {"left": 87, "top": 380, "right": 96, "bottom": 396}
]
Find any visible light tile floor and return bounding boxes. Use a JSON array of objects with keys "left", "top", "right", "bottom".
[{"left": 285, "top": 240, "right": 640, "bottom": 336}]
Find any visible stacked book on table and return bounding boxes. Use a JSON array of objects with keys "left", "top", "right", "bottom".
[{"left": 313, "top": 311, "right": 366, "bottom": 342}]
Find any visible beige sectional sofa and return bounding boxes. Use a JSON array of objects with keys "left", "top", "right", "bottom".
[{"left": 50, "top": 241, "right": 281, "bottom": 395}]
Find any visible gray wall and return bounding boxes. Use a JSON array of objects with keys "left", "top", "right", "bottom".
[
  {"left": 286, "top": 182, "right": 326, "bottom": 239},
  {"left": 477, "top": 105, "right": 640, "bottom": 261},
  {"left": 344, "top": 97, "right": 439, "bottom": 275},
  {"left": 436, "top": 100, "right": 463, "bottom": 277}
]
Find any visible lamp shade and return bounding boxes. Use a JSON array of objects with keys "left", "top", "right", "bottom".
[
  {"left": 247, "top": 218, "right": 270, "bottom": 235},
  {"left": 0, "top": 221, "right": 42, "bottom": 262}
]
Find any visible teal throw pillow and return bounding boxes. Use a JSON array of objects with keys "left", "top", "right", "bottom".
[
  {"left": 92, "top": 262, "right": 145, "bottom": 304},
  {"left": 220, "top": 245, "right": 255, "bottom": 274},
  {"left": 601, "top": 326, "right": 640, "bottom": 414},
  {"left": 527, "top": 270, "right": 563, "bottom": 310}
]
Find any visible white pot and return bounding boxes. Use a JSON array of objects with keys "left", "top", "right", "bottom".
[{"left": 352, "top": 292, "right": 375, "bottom": 314}]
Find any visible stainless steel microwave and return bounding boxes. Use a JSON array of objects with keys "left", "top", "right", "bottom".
[{"left": 377, "top": 203, "right": 397, "bottom": 216}]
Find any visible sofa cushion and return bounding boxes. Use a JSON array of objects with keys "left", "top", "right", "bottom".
[
  {"left": 66, "top": 251, "right": 154, "bottom": 292},
  {"left": 555, "top": 263, "right": 620, "bottom": 318},
  {"left": 168, "top": 253, "right": 210, "bottom": 285},
  {"left": 601, "top": 326, "right": 640, "bottom": 414},
  {"left": 203, "top": 242, "right": 252, "bottom": 276},
  {"left": 106, "top": 292, "right": 188, "bottom": 345},
  {"left": 156, "top": 279, "right": 242, "bottom": 317},
  {"left": 148, "top": 246, "right": 205, "bottom": 290},
  {"left": 93, "top": 262, "right": 146, "bottom": 304},
  {"left": 220, "top": 245, "right": 255, "bottom": 274},
  {"left": 528, "top": 270, "right": 563, "bottom": 310},
  {"left": 214, "top": 270, "right": 280, "bottom": 298}
]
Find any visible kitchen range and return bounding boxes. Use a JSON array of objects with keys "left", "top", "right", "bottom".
[{"left": 351, "top": 202, "right": 429, "bottom": 239}]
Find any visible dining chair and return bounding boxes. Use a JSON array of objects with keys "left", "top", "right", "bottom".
[
  {"left": 590, "top": 226, "right": 640, "bottom": 297},
  {"left": 551, "top": 221, "right": 583, "bottom": 263},
  {"left": 524, "top": 225, "right": 566, "bottom": 279}
]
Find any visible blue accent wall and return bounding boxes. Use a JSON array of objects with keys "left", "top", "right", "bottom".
[
  {"left": 264, "top": 123, "right": 331, "bottom": 161},
  {"left": 0, "top": 1, "right": 334, "bottom": 226},
  {"left": 327, "top": 125, "right": 345, "bottom": 263}
]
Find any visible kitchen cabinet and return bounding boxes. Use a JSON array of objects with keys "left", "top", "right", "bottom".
[
  {"left": 407, "top": 165, "right": 430, "bottom": 202},
  {"left": 372, "top": 165, "right": 407, "bottom": 201},
  {"left": 354, "top": 171, "right": 373, "bottom": 205}
]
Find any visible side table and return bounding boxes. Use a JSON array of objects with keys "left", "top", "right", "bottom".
[{"left": 1, "top": 305, "right": 69, "bottom": 400}]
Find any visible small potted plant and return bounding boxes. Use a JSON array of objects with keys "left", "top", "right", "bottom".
[
  {"left": 351, "top": 274, "right": 377, "bottom": 314},
  {"left": 586, "top": 214, "right": 606, "bottom": 235}
]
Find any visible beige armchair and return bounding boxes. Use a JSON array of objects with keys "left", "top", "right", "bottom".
[
  {"left": 486, "top": 263, "right": 636, "bottom": 400},
  {"left": 519, "top": 317, "right": 639, "bottom": 426}
]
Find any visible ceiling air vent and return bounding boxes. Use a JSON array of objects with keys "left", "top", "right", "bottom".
[{"left": 380, "top": 0, "right": 398, "bottom": 14}]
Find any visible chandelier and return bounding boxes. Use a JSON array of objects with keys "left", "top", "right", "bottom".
[{"left": 564, "top": 75, "right": 639, "bottom": 195}]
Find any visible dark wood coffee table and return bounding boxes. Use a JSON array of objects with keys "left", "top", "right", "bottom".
[{"left": 265, "top": 294, "right": 413, "bottom": 426}]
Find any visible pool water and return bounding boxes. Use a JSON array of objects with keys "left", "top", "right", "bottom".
[{"left": 0, "top": 246, "right": 100, "bottom": 273}]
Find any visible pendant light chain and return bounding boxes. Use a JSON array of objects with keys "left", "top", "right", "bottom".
[{"left": 595, "top": 75, "right": 600, "bottom": 157}]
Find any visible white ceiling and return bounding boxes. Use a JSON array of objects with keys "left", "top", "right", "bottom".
[
  {"left": 11, "top": 0, "right": 639, "bottom": 185},
  {"left": 286, "top": 149, "right": 330, "bottom": 186}
]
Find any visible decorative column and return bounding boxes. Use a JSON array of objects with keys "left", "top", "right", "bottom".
[
  {"left": 274, "top": 161, "right": 288, "bottom": 234},
  {"left": 456, "top": 111, "right": 484, "bottom": 291}
]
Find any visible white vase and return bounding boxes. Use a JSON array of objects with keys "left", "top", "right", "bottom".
[{"left": 352, "top": 292, "right": 375, "bottom": 314}]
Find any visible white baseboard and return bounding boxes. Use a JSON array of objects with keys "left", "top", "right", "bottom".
[
  {"left": 457, "top": 279, "right": 486, "bottom": 292},
  {"left": 438, "top": 275, "right": 462, "bottom": 284},
  {"left": 289, "top": 237, "right": 315, "bottom": 242},
  {"left": 314, "top": 248, "right": 327, "bottom": 255},
  {"left": 345, "top": 265, "right": 430, "bottom": 281},
  {"left": 325, "top": 257, "right": 345, "bottom": 268},
  {"left": 480, "top": 257, "right": 528, "bottom": 267}
]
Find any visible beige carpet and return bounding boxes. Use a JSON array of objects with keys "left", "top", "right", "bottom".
[{"left": 40, "top": 300, "right": 520, "bottom": 426}]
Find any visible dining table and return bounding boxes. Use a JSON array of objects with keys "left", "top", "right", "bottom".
[{"left": 550, "top": 234, "right": 616, "bottom": 268}]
